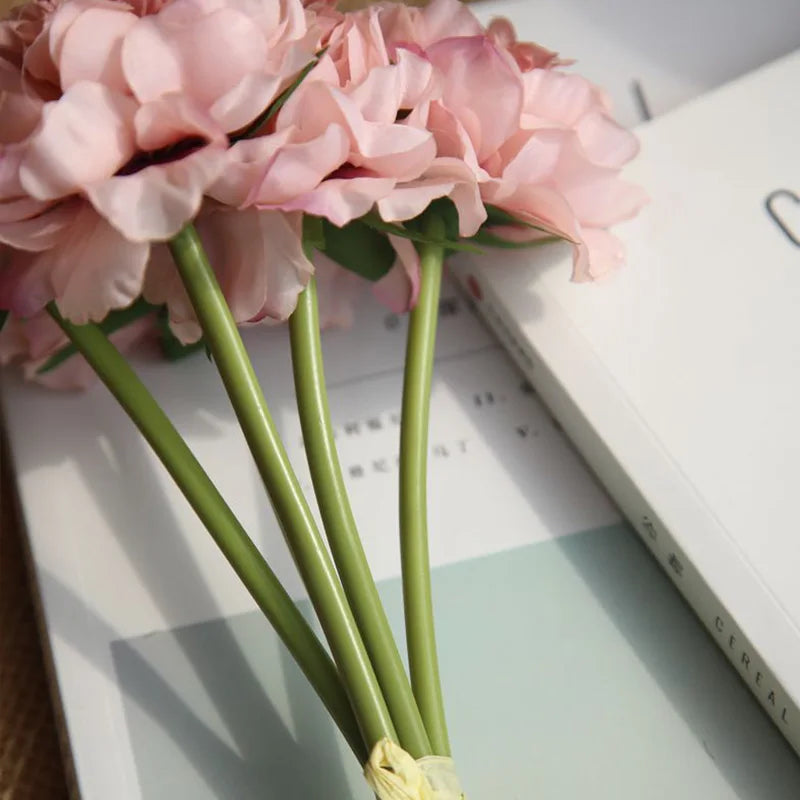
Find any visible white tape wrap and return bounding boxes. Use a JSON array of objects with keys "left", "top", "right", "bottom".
[{"left": 364, "top": 739, "right": 465, "bottom": 800}]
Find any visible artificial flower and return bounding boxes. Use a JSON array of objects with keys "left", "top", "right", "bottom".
[{"left": 0, "top": 0, "right": 320, "bottom": 325}]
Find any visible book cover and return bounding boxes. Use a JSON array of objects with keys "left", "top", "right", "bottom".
[{"left": 453, "top": 49, "right": 800, "bottom": 756}]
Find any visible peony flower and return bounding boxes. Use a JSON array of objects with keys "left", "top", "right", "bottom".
[
  {"left": 480, "top": 66, "right": 647, "bottom": 279},
  {"left": 17, "top": 0, "right": 319, "bottom": 244},
  {"left": 378, "top": 0, "right": 645, "bottom": 281},
  {"left": 0, "top": 0, "right": 320, "bottom": 327}
]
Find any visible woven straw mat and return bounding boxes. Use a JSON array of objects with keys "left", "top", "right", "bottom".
[{"left": 0, "top": 449, "right": 71, "bottom": 800}]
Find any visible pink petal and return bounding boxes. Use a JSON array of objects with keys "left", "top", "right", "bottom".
[
  {"left": 285, "top": 81, "right": 436, "bottom": 180},
  {"left": 552, "top": 136, "right": 648, "bottom": 227},
  {"left": 482, "top": 224, "right": 554, "bottom": 244},
  {"left": 484, "top": 182, "right": 582, "bottom": 244},
  {"left": 1, "top": 311, "right": 156, "bottom": 391},
  {"left": 425, "top": 101, "right": 481, "bottom": 174},
  {"left": 348, "top": 116, "right": 435, "bottom": 181},
  {"left": 331, "top": 6, "right": 390, "bottom": 86},
  {"left": 0, "top": 145, "right": 25, "bottom": 202},
  {"left": 565, "top": 175, "right": 648, "bottom": 228},
  {"left": 272, "top": 0, "right": 309, "bottom": 45},
  {"left": 201, "top": 207, "right": 311, "bottom": 323},
  {"left": 274, "top": 175, "right": 396, "bottom": 227},
  {"left": 142, "top": 242, "right": 198, "bottom": 340},
  {"left": 416, "top": 0, "right": 484, "bottom": 46},
  {"left": 247, "top": 124, "right": 349, "bottom": 205},
  {"left": 145, "top": 207, "right": 311, "bottom": 342},
  {"left": 86, "top": 145, "right": 228, "bottom": 242},
  {"left": 120, "top": 16, "right": 183, "bottom": 103},
  {"left": 0, "top": 313, "right": 64, "bottom": 365},
  {"left": 522, "top": 70, "right": 595, "bottom": 128},
  {"left": 347, "top": 48, "right": 434, "bottom": 123},
  {"left": 347, "top": 63, "right": 408, "bottom": 124},
  {"left": 24, "top": 32, "right": 60, "bottom": 90},
  {"left": 576, "top": 110, "right": 640, "bottom": 168},
  {"left": 487, "top": 18, "right": 569, "bottom": 72},
  {"left": 0, "top": 249, "right": 55, "bottom": 317},
  {"left": 376, "top": 181, "right": 448, "bottom": 225},
  {"left": 48, "top": 0, "right": 123, "bottom": 70},
  {"left": 499, "top": 128, "right": 565, "bottom": 186},
  {"left": 376, "top": 157, "right": 485, "bottom": 236},
  {"left": 122, "top": 6, "right": 266, "bottom": 107},
  {"left": 313, "top": 250, "right": 364, "bottom": 329},
  {"left": 207, "top": 126, "right": 296, "bottom": 207},
  {"left": 0, "top": 90, "right": 43, "bottom": 144},
  {"left": 0, "top": 196, "right": 52, "bottom": 224},
  {"left": 372, "top": 233, "right": 420, "bottom": 312},
  {"left": 0, "top": 59, "right": 43, "bottom": 143},
  {"left": 388, "top": 47, "right": 437, "bottom": 111},
  {"left": 19, "top": 82, "right": 137, "bottom": 201},
  {"left": 209, "top": 72, "right": 282, "bottom": 133},
  {"left": 427, "top": 36, "right": 523, "bottom": 164},
  {"left": 58, "top": 6, "right": 138, "bottom": 93},
  {"left": 0, "top": 199, "right": 77, "bottom": 251},
  {"left": 50, "top": 204, "right": 150, "bottom": 324},
  {"left": 134, "top": 93, "right": 227, "bottom": 151},
  {"left": 577, "top": 227, "right": 627, "bottom": 281}
]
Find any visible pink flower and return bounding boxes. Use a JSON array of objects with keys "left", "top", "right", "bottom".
[
  {"left": 481, "top": 68, "right": 647, "bottom": 279},
  {"left": 0, "top": 0, "right": 319, "bottom": 327},
  {"left": 0, "top": 10, "right": 152, "bottom": 322},
  {"left": 16, "top": 0, "right": 319, "bottom": 244},
  {"left": 391, "top": 7, "right": 646, "bottom": 281},
  {"left": 0, "top": 306, "right": 157, "bottom": 389}
]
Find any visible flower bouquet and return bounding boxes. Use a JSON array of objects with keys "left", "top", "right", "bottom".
[{"left": 0, "top": 0, "right": 644, "bottom": 795}]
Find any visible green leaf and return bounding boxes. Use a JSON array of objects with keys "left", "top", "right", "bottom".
[
  {"left": 37, "top": 297, "right": 156, "bottom": 374},
  {"left": 467, "top": 231, "right": 561, "bottom": 250},
  {"left": 358, "top": 211, "right": 480, "bottom": 253},
  {"left": 320, "top": 218, "right": 396, "bottom": 281},
  {"left": 484, "top": 204, "right": 530, "bottom": 227},
  {"left": 483, "top": 204, "right": 554, "bottom": 235}
]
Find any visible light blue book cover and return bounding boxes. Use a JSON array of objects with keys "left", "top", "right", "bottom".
[{"left": 113, "top": 522, "right": 800, "bottom": 798}]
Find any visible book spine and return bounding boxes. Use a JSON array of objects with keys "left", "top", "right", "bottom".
[{"left": 454, "top": 270, "right": 800, "bottom": 757}]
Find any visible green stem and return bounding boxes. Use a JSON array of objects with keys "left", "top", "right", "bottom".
[
  {"left": 289, "top": 278, "right": 432, "bottom": 759},
  {"left": 399, "top": 215, "right": 450, "bottom": 756},
  {"left": 46, "top": 304, "right": 365, "bottom": 761},
  {"left": 168, "top": 225, "right": 396, "bottom": 752}
]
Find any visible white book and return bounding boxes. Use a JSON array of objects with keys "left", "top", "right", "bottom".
[{"left": 452, "top": 48, "right": 800, "bottom": 755}]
